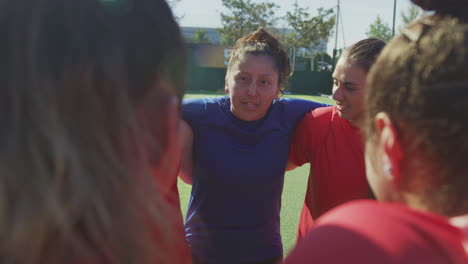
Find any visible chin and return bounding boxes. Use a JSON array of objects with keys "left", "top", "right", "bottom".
[
  {"left": 240, "top": 114, "right": 261, "bottom": 122},
  {"left": 337, "top": 110, "right": 348, "bottom": 119}
]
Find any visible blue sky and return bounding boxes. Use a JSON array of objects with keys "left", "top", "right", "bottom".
[{"left": 171, "top": 0, "right": 418, "bottom": 53}]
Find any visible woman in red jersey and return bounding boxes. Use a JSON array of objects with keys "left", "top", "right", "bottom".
[
  {"left": 0, "top": 0, "right": 190, "bottom": 263},
  {"left": 285, "top": 0, "right": 468, "bottom": 263},
  {"left": 287, "top": 38, "right": 386, "bottom": 241}
]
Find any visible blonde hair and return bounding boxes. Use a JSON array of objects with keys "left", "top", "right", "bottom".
[{"left": 0, "top": 0, "right": 186, "bottom": 263}]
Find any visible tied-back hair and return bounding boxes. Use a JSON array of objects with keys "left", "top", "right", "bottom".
[
  {"left": 411, "top": 0, "right": 468, "bottom": 18},
  {"left": 366, "top": 0, "right": 468, "bottom": 215},
  {"left": 227, "top": 28, "right": 291, "bottom": 92},
  {"left": 0, "top": 0, "right": 186, "bottom": 263},
  {"left": 340, "top": 38, "right": 387, "bottom": 72}
]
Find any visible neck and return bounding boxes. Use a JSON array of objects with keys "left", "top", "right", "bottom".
[
  {"left": 402, "top": 190, "right": 468, "bottom": 218},
  {"left": 348, "top": 117, "right": 363, "bottom": 128}
]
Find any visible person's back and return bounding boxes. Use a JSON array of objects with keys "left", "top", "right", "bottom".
[
  {"left": 285, "top": 0, "right": 468, "bottom": 263},
  {"left": 286, "top": 200, "right": 468, "bottom": 264},
  {"left": 0, "top": 0, "right": 189, "bottom": 263}
]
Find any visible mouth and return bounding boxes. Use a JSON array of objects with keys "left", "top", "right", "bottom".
[
  {"left": 336, "top": 104, "right": 348, "bottom": 111},
  {"left": 242, "top": 102, "right": 260, "bottom": 110}
]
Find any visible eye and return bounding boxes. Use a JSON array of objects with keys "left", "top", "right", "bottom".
[
  {"left": 345, "top": 86, "right": 356, "bottom": 92},
  {"left": 259, "top": 79, "right": 271, "bottom": 86},
  {"left": 235, "top": 75, "right": 250, "bottom": 84}
]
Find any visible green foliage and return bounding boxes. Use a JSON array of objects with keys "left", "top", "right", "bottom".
[
  {"left": 314, "top": 51, "right": 332, "bottom": 64},
  {"left": 189, "top": 28, "right": 212, "bottom": 44},
  {"left": 366, "top": 16, "right": 392, "bottom": 42},
  {"left": 401, "top": 4, "right": 422, "bottom": 26},
  {"left": 218, "top": 0, "right": 279, "bottom": 46},
  {"left": 284, "top": 3, "right": 335, "bottom": 52}
]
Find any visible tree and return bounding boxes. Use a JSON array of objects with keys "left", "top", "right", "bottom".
[
  {"left": 314, "top": 51, "right": 332, "bottom": 64},
  {"left": 218, "top": 0, "right": 279, "bottom": 46},
  {"left": 284, "top": 3, "right": 335, "bottom": 53},
  {"left": 189, "top": 29, "right": 212, "bottom": 44},
  {"left": 366, "top": 16, "right": 392, "bottom": 42},
  {"left": 401, "top": 4, "right": 422, "bottom": 26}
]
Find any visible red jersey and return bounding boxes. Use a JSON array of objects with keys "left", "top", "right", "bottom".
[
  {"left": 285, "top": 200, "right": 468, "bottom": 264},
  {"left": 289, "top": 106, "right": 369, "bottom": 240}
]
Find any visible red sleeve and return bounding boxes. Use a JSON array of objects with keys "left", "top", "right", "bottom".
[
  {"left": 289, "top": 106, "right": 331, "bottom": 166},
  {"left": 289, "top": 112, "right": 314, "bottom": 166}
]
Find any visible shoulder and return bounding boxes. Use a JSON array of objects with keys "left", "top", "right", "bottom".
[
  {"left": 317, "top": 200, "right": 403, "bottom": 225},
  {"left": 310, "top": 105, "right": 335, "bottom": 118},
  {"left": 302, "top": 105, "right": 335, "bottom": 124},
  {"left": 316, "top": 200, "right": 446, "bottom": 231},
  {"left": 294, "top": 105, "right": 335, "bottom": 134},
  {"left": 277, "top": 97, "right": 329, "bottom": 110},
  {"left": 285, "top": 201, "right": 399, "bottom": 264},
  {"left": 286, "top": 200, "right": 462, "bottom": 264},
  {"left": 272, "top": 98, "right": 329, "bottom": 122},
  {"left": 182, "top": 96, "right": 227, "bottom": 114},
  {"left": 182, "top": 96, "right": 228, "bottom": 123}
]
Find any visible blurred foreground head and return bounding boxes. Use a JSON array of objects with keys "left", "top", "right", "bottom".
[
  {"left": 365, "top": 0, "right": 468, "bottom": 216},
  {"left": 0, "top": 0, "right": 186, "bottom": 263}
]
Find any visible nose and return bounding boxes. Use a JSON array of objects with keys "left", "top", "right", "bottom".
[
  {"left": 332, "top": 85, "right": 344, "bottom": 102},
  {"left": 247, "top": 81, "right": 257, "bottom": 96}
]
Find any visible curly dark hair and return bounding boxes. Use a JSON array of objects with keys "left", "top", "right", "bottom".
[{"left": 227, "top": 28, "right": 290, "bottom": 93}]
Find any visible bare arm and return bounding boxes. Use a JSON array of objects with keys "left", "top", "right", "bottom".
[{"left": 178, "top": 120, "right": 194, "bottom": 185}]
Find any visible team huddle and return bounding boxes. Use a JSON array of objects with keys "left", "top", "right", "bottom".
[{"left": 1, "top": 0, "right": 468, "bottom": 263}]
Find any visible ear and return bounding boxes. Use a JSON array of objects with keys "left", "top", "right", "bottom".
[
  {"left": 224, "top": 75, "right": 230, "bottom": 94},
  {"left": 374, "top": 112, "right": 403, "bottom": 185}
]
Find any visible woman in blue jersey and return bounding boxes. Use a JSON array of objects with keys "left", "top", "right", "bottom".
[{"left": 180, "top": 28, "right": 327, "bottom": 264}]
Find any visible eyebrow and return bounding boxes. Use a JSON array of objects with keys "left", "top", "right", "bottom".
[
  {"left": 235, "top": 72, "right": 276, "bottom": 79},
  {"left": 333, "top": 77, "right": 359, "bottom": 86}
]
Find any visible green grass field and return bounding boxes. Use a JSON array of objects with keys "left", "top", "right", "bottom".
[{"left": 179, "top": 92, "right": 335, "bottom": 255}]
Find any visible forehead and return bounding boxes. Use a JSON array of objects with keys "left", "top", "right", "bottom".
[
  {"left": 231, "top": 54, "right": 278, "bottom": 74},
  {"left": 333, "top": 57, "right": 367, "bottom": 84}
]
